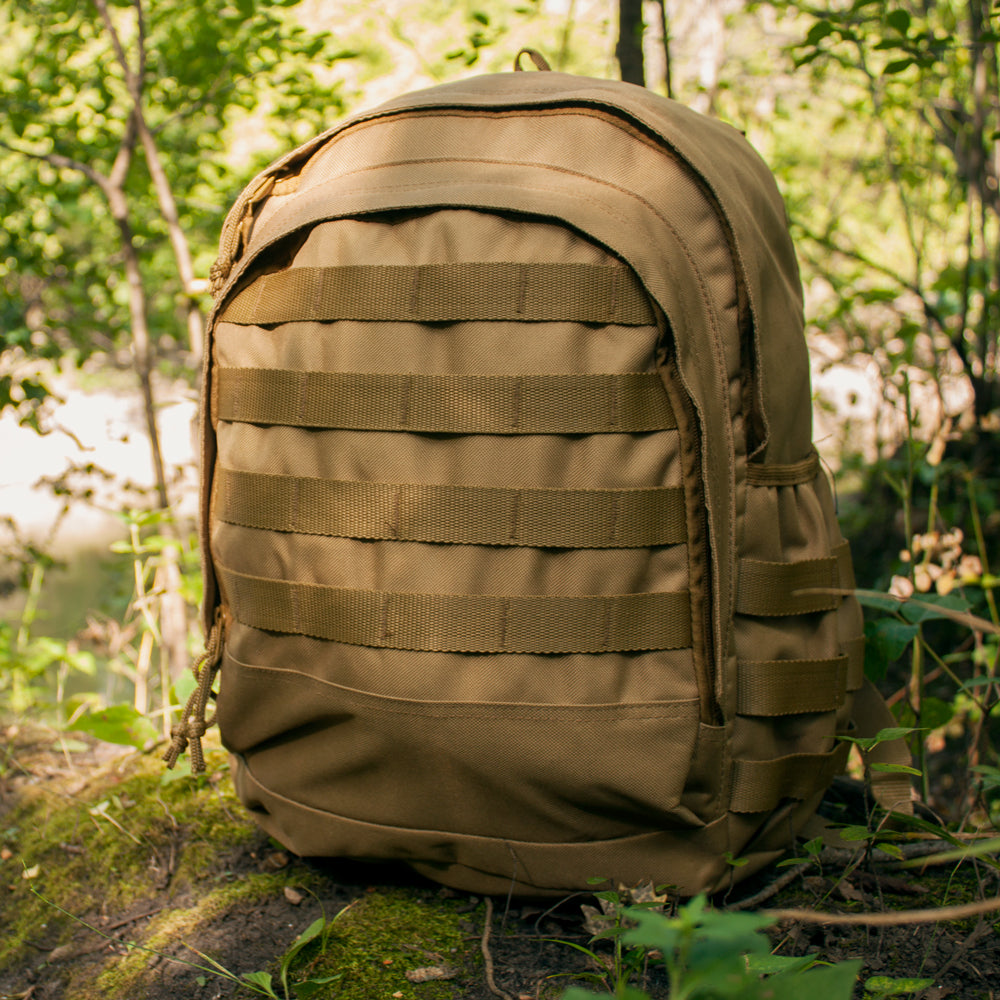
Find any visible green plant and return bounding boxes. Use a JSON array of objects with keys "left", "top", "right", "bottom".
[
  {"left": 863, "top": 974, "right": 935, "bottom": 999},
  {"left": 554, "top": 880, "right": 671, "bottom": 997},
  {"left": 0, "top": 518, "right": 98, "bottom": 716},
  {"left": 559, "top": 894, "right": 861, "bottom": 1000}
]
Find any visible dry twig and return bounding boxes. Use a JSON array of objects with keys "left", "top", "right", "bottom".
[
  {"left": 482, "top": 897, "right": 516, "bottom": 1000},
  {"left": 765, "top": 895, "right": 1000, "bottom": 926}
]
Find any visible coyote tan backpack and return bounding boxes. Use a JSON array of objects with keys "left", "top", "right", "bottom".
[{"left": 166, "top": 55, "right": 913, "bottom": 896}]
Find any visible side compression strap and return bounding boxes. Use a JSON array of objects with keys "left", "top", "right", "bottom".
[
  {"left": 216, "top": 564, "right": 692, "bottom": 654},
  {"left": 730, "top": 743, "right": 851, "bottom": 813},
  {"left": 217, "top": 261, "right": 657, "bottom": 326},
  {"left": 736, "top": 635, "right": 865, "bottom": 717},
  {"left": 216, "top": 467, "right": 686, "bottom": 549},
  {"left": 735, "top": 541, "right": 854, "bottom": 617},
  {"left": 215, "top": 369, "right": 677, "bottom": 434},
  {"left": 736, "top": 656, "right": 850, "bottom": 716},
  {"left": 746, "top": 449, "right": 820, "bottom": 487}
]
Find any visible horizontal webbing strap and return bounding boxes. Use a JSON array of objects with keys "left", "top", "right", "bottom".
[
  {"left": 216, "top": 467, "right": 687, "bottom": 549},
  {"left": 217, "top": 262, "right": 657, "bottom": 326},
  {"left": 736, "top": 656, "right": 848, "bottom": 716},
  {"left": 730, "top": 742, "right": 851, "bottom": 813},
  {"left": 735, "top": 541, "right": 854, "bottom": 617},
  {"left": 217, "top": 564, "right": 692, "bottom": 654},
  {"left": 215, "top": 368, "right": 676, "bottom": 434},
  {"left": 746, "top": 449, "right": 820, "bottom": 487}
]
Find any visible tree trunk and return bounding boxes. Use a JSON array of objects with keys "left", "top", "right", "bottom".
[
  {"left": 617, "top": 0, "right": 646, "bottom": 86},
  {"left": 657, "top": 0, "right": 673, "bottom": 98}
]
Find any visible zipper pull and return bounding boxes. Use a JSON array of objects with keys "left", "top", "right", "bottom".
[{"left": 163, "top": 608, "right": 226, "bottom": 774}]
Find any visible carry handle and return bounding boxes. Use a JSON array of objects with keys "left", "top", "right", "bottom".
[{"left": 513, "top": 48, "right": 552, "bottom": 72}]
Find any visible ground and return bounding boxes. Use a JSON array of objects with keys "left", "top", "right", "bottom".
[{"left": 1, "top": 724, "right": 998, "bottom": 1000}]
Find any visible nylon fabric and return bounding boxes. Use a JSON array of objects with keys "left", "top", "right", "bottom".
[
  {"left": 729, "top": 742, "right": 851, "bottom": 814},
  {"left": 736, "top": 552, "right": 843, "bottom": 617},
  {"left": 746, "top": 450, "right": 820, "bottom": 487},
  {"left": 736, "top": 656, "right": 847, "bottom": 716},
  {"left": 217, "top": 562, "right": 692, "bottom": 654},
  {"left": 219, "top": 261, "right": 656, "bottom": 325},
  {"left": 215, "top": 467, "right": 687, "bottom": 549},
  {"left": 189, "top": 67, "right": 907, "bottom": 897},
  {"left": 215, "top": 368, "right": 676, "bottom": 434}
]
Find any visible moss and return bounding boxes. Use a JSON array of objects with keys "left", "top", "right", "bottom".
[
  {"left": 288, "top": 888, "right": 480, "bottom": 1000},
  {"left": 0, "top": 743, "right": 250, "bottom": 974}
]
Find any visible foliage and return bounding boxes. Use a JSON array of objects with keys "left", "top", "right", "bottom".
[
  {"left": 0, "top": 0, "right": 350, "bottom": 415},
  {"left": 559, "top": 892, "right": 861, "bottom": 1000},
  {"left": 771, "top": 0, "right": 1000, "bottom": 424}
]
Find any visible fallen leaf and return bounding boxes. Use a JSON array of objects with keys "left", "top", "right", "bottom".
[
  {"left": 836, "top": 880, "right": 866, "bottom": 903},
  {"left": 263, "top": 851, "right": 289, "bottom": 870},
  {"left": 405, "top": 965, "right": 458, "bottom": 983}
]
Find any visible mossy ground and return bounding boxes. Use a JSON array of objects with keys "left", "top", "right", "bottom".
[{"left": 2, "top": 723, "right": 999, "bottom": 1000}]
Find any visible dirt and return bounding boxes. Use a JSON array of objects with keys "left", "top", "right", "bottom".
[{"left": 1, "top": 726, "right": 998, "bottom": 1000}]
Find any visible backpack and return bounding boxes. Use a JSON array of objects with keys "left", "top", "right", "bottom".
[{"left": 165, "top": 52, "right": 913, "bottom": 897}]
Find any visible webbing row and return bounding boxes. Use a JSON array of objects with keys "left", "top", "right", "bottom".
[
  {"left": 217, "top": 262, "right": 657, "bottom": 326},
  {"left": 735, "top": 541, "right": 854, "bottom": 617},
  {"left": 215, "top": 368, "right": 676, "bottom": 434},
  {"left": 730, "top": 742, "right": 851, "bottom": 814},
  {"left": 217, "top": 564, "right": 692, "bottom": 654},
  {"left": 216, "top": 468, "right": 687, "bottom": 549},
  {"left": 745, "top": 449, "right": 820, "bottom": 487},
  {"left": 736, "top": 637, "right": 864, "bottom": 717}
]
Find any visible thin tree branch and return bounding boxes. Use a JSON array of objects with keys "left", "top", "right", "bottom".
[
  {"left": 765, "top": 894, "right": 1000, "bottom": 926},
  {"left": 93, "top": 0, "right": 205, "bottom": 361},
  {"left": 0, "top": 138, "right": 109, "bottom": 192}
]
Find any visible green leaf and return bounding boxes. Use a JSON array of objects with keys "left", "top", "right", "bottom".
[
  {"left": 241, "top": 970, "right": 276, "bottom": 994},
  {"left": 804, "top": 20, "right": 836, "bottom": 46},
  {"left": 870, "top": 763, "right": 922, "bottom": 776},
  {"left": 838, "top": 824, "right": 874, "bottom": 842},
  {"left": 865, "top": 618, "right": 919, "bottom": 667},
  {"left": 747, "top": 952, "right": 818, "bottom": 974},
  {"left": 841, "top": 726, "right": 921, "bottom": 752},
  {"left": 864, "top": 974, "right": 935, "bottom": 996},
  {"left": 882, "top": 57, "right": 915, "bottom": 75},
  {"left": 68, "top": 705, "right": 158, "bottom": 748},
  {"left": 886, "top": 9, "right": 911, "bottom": 34},
  {"left": 770, "top": 959, "right": 862, "bottom": 999},
  {"left": 899, "top": 592, "right": 970, "bottom": 624},
  {"left": 920, "top": 696, "right": 954, "bottom": 731},
  {"left": 856, "top": 591, "right": 905, "bottom": 614}
]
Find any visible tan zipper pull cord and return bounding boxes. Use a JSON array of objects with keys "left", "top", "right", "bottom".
[{"left": 163, "top": 607, "right": 225, "bottom": 773}]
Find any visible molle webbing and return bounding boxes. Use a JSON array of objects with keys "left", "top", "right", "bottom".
[
  {"left": 215, "top": 468, "right": 686, "bottom": 549},
  {"left": 746, "top": 449, "right": 820, "bottom": 487},
  {"left": 217, "top": 261, "right": 657, "bottom": 326},
  {"left": 215, "top": 369, "right": 676, "bottom": 434},
  {"left": 736, "top": 651, "right": 862, "bottom": 717},
  {"left": 217, "top": 565, "right": 692, "bottom": 654},
  {"left": 729, "top": 742, "right": 852, "bottom": 814},
  {"left": 735, "top": 541, "right": 855, "bottom": 617}
]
